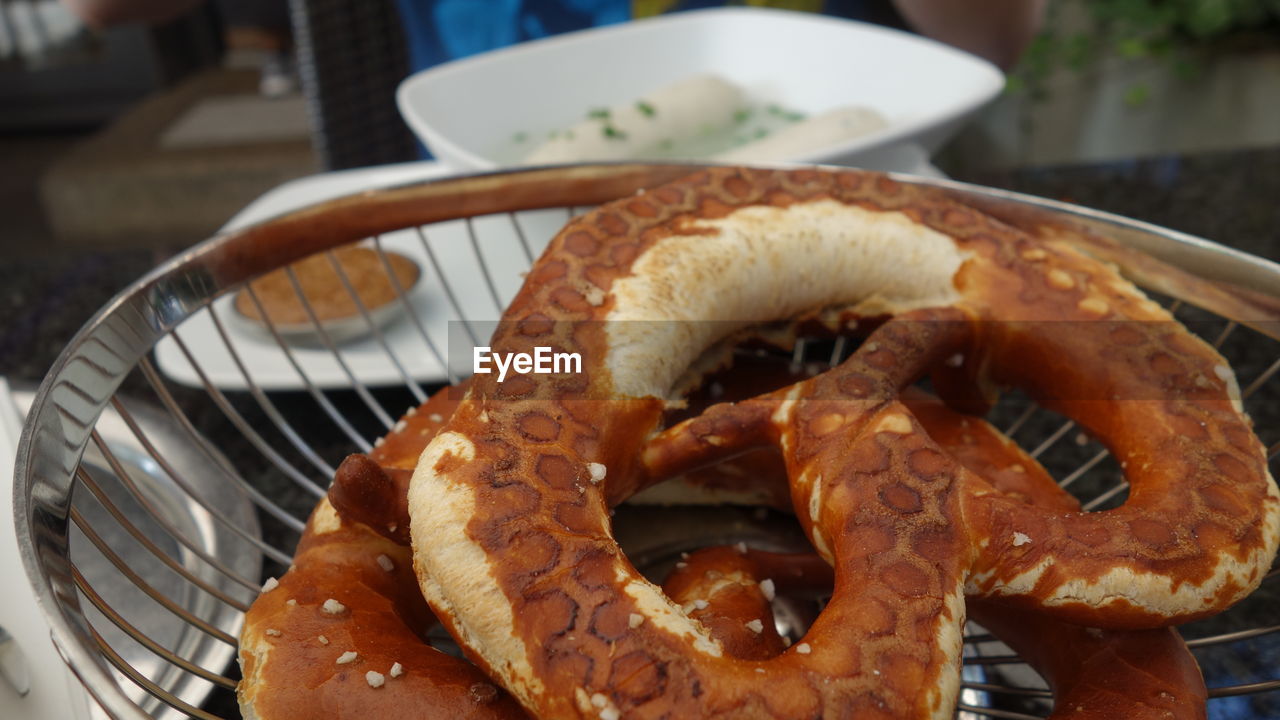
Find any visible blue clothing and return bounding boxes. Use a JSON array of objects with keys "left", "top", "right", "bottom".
[{"left": 393, "top": 1, "right": 903, "bottom": 75}]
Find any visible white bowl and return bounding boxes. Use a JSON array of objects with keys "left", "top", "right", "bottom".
[{"left": 397, "top": 7, "right": 1004, "bottom": 170}]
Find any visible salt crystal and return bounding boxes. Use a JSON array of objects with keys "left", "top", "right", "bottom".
[
  {"left": 587, "top": 462, "right": 607, "bottom": 484},
  {"left": 759, "top": 579, "right": 776, "bottom": 601}
]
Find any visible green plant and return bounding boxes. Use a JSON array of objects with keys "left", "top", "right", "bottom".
[{"left": 1008, "top": 0, "right": 1280, "bottom": 103}]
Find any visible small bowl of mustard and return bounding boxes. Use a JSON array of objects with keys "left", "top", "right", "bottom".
[{"left": 232, "top": 245, "right": 422, "bottom": 346}]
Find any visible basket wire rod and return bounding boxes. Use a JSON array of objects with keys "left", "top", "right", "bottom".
[
  {"left": 1028, "top": 418, "right": 1076, "bottom": 460},
  {"left": 70, "top": 564, "right": 238, "bottom": 690},
  {"left": 510, "top": 212, "right": 537, "bottom": 265},
  {"left": 283, "top": 266, "right": 396, "bottom": 430},
  {"left": 1186, "top": 622, "right": 1280, "bottom": 648},
  {"left": 69, "top": 505, "right": 238, "bottom": 647},
  {"left": 964, "top": 653, "right": 1027, "bottom": 666},
  {"left": 1212, "top": 320, "right": 1238, "bottom": 348},
  {"left": 961, "top": 681, "right": 1052, "bottom": 698},
  {"left": 373, "top": 236, "right": 457, "bottom": 384},
  {"left": 954, "top": 704, "right": 1044, "bottom": 720},
  {"left": 83, "top": 621, "right": 222, "bottom": 720},
  {"left": 202, "top": 307, "right": 338, "bottom": 479},
  {"left": 1056, "top": 447, "right": 1110, "bottom": 490},
  {"left": 829, "top": 335, "right": 848, "bottom": 368},
  {"left": 1003, "top": 403, "right": 1038, "bottom": 438},
  {"left": 790, "top": 338, "right": 807, "bottom": 372},
  {"left": 241, "top": 287, "right": 373, "bottom": 453},
  {"left": 1207, "top": 678, "right": 1280, "bottom": 698},
  {"left": 1082, "top": 478, "right": 1129, "bottom": 511},
  {"left": 78, "top": 442, "right": 256, "bottom": 605},
  {"left": 466, "top": 216, "right": 508, "bottom": 312},
  {"left": 106, "top": 395, "right": 277, "bottom": 582},
  {"left": 324, "top": 249, "right": 428, "bottom": 403},
  {"left": 167, "top": 332, "right": 326, "bottom": 500},
  {"left": 414, "top": 225, "right": 481, "bottom": 348},
  {"left": 1242, "top": 355, "right": 1280, "bottom": 400},
  {"left": 137, "top": 358, "right": 307, "bottom": 539},
  {"left": 107, "top": 392, "right": 275, "bottom": 584}
]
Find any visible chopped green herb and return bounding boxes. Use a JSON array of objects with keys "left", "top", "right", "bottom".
[
  {"left": 587, "top": 108, "right": 611, "bottom": 120},
  {"left": 753, "top": 127, "right": 769, "bottom": 139},
  {"left": 565, "top": 129, "right": 575, "bottom": 140},
  {"left": 733, "top": 108, "right": 753, "bottom": 124},
  {"left": 765, "top": 103, "right": 805, "bottom": 122},
  {"left": 602, "top": 125, "right": 628, "bottom": 140},
  {"left": 658, "top": 138, "right": 673, "bottom": 150},
  {"left": 698, "top": 123, "right": 715, "bottom": 137},
  {"left": 636, "top": 101, "right": 656, "bottom": 117},
  {"left": 512, "top": 131, "right": 528, "bottom": 143},
  {"left": 546, "top": 130, "right": 559, "bottom": 140}
]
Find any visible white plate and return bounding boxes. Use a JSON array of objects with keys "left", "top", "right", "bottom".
[
  {"left": 154, "top": 162, "right": 576, "bottom": 391},
  {"left": 397, "top": 7, "right": 1003, "bottom": 170}
]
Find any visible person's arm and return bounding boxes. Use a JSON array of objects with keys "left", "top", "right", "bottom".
[
  {"left": 891, "top": 0, "right": 1048, "bottom": 69},
  {"left": 60, "top": 0, "right": 204, "bottom": 27}
]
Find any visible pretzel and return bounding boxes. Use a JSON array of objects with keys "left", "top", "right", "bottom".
[
  {"left": 665, "top": 550, "right": 1206, "bottom": 720},
  {"left": 240, "top": 388, "right": 828, "bottom": 719},
  {"left": 662, "top": 387, "right": 1206, "bottom": 720},
  {"left": 236, "top": 497, "right": 528, "bottom": 719},
  {"left": 321, "top": 380, "right": 1206, "bottom": 719},
  {"left": 406, "top": 167, "right": 1276, "bottom": 719}
]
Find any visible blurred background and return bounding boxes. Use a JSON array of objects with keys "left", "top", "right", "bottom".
[
  {"left": 1, "top": 0, "right": 1277, "bottom": 373},
  {"left": 1, "top": 0, "right": 1277, "bottom": 256}
]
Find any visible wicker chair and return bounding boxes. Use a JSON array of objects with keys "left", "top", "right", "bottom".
[{"left": 287, "top": 0, "right": 418, "bottom": 169}]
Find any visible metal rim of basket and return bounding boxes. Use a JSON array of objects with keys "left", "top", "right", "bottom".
[{"left": 13, "top": 162, "right": 1280, "bottom": 719}]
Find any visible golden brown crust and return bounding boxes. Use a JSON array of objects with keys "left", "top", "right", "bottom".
[
  {"left": 239, "top": 382, "right": 528, "bottom": 719},
  {"left": 661, "top": 547, "right": 790, "bottom": 661},
  {"left": 662, "top": 386, "right": 1206, "bottom": 720},
  {"left": 408, "top": 167, "right": 1275, "bottom": 719},
  {"left": 371, "top": 383, "right": 466, "bottom": 471},
  {"left": 236, "top": 500, "right": 528, "bottom": 720}
]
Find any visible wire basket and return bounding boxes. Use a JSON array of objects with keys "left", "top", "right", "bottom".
[{"left": 14, "top": 163, "right": 1280, "bottom": 719}]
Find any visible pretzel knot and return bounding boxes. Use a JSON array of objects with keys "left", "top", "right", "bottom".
[{"left": 408, "top": 167, "right": 1278, "bottom": 719}]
